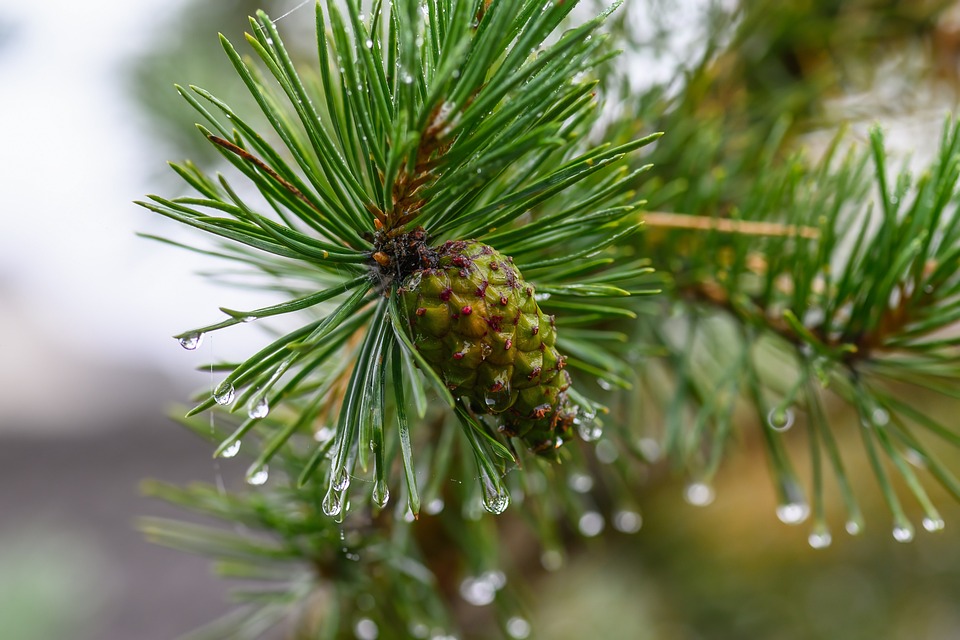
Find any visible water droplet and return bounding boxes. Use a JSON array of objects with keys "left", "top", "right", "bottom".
[
  {"left": 409, "top": 623, "right": 430, "bottom": 638},
  {"left": 355, "top": 618, "right": 378, "bottom": 640},
  {"left": 845, "top": 519, "right": 862, "bottom": 536},
  {"left": 372, "top": 480, "right": 390, "bottom": 508},
  {"left": 240, "top": 315, "right": 256, "bottom": 323},
  {"left": 922, "top": 517, "right": 945, "bottom": 532},
  {"left": 595, "top": 439, "right": 619, "bottom": 464},
  {"left": 365, "top": 39, "right": 374, "bottom": 48},
  {"left": 568, "top": 473, "right": 594, "bottom": 493},
  {"left": 221, "top": 440, "right": 241, "bottom": 458},
  {"left": 322, "top": 486, "right": 343, "bottom": 517},
  {"left": 403, "top": 510, "right": 416, "bottom": 523},
  {"left": 540, "top": 549, "right": 563, "bottom": 571},
  {"left": 613, "top": 510, "right": 642, "bottom": 534},
  {"left": 872, "top": 407, "right": 890, "bottom": 426},
  {"left": 534, "top": 292, "right": 551, "bottom": 302},
  {"left": 683, "top": 482, "right": 715, "bottom": 506},
  {"left": 459, "top": 576, "right": 496, "bottom": 606},
  {"left": 893, "top": 523, "right": 914, "bottom": 542},
  {"left": 596, "top": 378, "right": 613, "bottom": 391},
  {"left": 426, "top": 498, "right": 445, "bottom": 515},
  {"left": 578, "top": 511, "right": 604, "bottom": 537},
  {"left": 484, "top": 569, "right": 507, "bottom": 589},
  {"left": 214, "top": 382, "right": 235, "bottom": 405},
  {"left": 265, "top": 37, "right": 273, "bottom": 45},
  {"left": 767, "top": 407, "right": 795, "bottom": 432},
  {"left": 574, "top": 409, "right": 602, "bottom": 442},
  {"left": 479, "top": 466, "right": 510, "bottom": 515},
  {"left": 313, "top": 426, "right": 335, "bottom": 442},
  {"left": 178, "top": 333, "right": 203, "bottom": 350},
  {"left": 332, "top": 466, "right": 351, "bottom": 492},
  {"left": 506, "top": 617, "right": 531, "bottom": 639},
  {"left": 248, "top": 397, "right": 269, "bottom": 420},
  {"left": 400, "top": 69, "right": 414, "bottom": 84},
  {"left": 808, "top": 530, "right": 832, "bottom": 549},
  {"left": 776, "top": 502, "right": 810, "bottom": 525},
  {"left": 482, "top": 381, "right": 513, "bottom": 413},
  {"left": 247, "top": 465, "right": 268, "bottom": 486},
  {"left": 637, "top": 438, "right": 661, "bottom": 461}
]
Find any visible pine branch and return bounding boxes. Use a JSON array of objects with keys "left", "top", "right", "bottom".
[
  {"left": 629, "top": 56, "right": 960, "bottom": 543},
  {"left": 141, "top": 2, "right": 657, "bottom": 637}
]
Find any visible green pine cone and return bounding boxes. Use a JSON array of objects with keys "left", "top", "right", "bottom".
[{"left": 398, "top": 240, "right": 577, "bottom": 453}]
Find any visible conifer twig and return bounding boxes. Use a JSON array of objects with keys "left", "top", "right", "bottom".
[{"left": 643, "top": 211, "right": 820, "bottom": 239}]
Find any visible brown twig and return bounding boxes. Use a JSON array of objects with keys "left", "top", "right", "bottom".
[{"left": 644, "top": 211, "right": 821, "bottom": 240}]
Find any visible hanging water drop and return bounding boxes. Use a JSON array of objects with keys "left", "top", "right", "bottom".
[
  {"left": 313, "top": 425, "right": 335, "bottom": 442},
  {"left": 595, "top": 439, "right": 619, "bottom": 464},
  {"left": 613, "top": 510, "right": 643, "bottom": 534},
  {"left": 178, "top": 332, "right": 204, "bottom": 350},
  {"left": 506, "top": 617, "right": 531, "bottom": 639},
  {"left": 637, "top": 438, "right": 662, "bottom": 462},
  {"left": 922, "top": 517, "right": 945, "bottom": 532},
  {"left": 872, "top": 407, "right": 890, "bottom": 426},
  {"left": 213, "top": 382, "right": 235, "bottom": 406},
  {"left": 845, "top": 519, "right": 862, "bottom": 536},
  {"left": 683, "top": 482, "right": 715, "bottom": 507},
  {"left": 892, "top": 523, "right": 915, "bottom": 542},
  {"left": 248, "top": 396, "right": 269, "bottom": 420},
  {"left": 574, "top": 408, "right": 602, "bottom": 442},
  {"left": 767, "top": 407, "right": 795, "bottom": 432},
  {"left": 425, "top": 498, "right": 445, "bottom": 515},
  {"left": 221, "top": 440, "right": 241, "bottom": 458},
  {"left": 460, "top": 570, "right": 505, "bottom": 606},
  {"left": 482, "top": 380, "right": 513, "bottom": 413},
  {"left": 459, "top": 576, "right": 496, "bottom": 606},
  {"left": 354, "top": 618, "right": 378, "bottom": 640},
  {"left": 332, "top": 466, "right": 351, "bottom": 492},
  {"left": 596, "top": 378, "right": 613, "bottom": 391},
  {"left": 247, "top": 465, "right": 269, "bottom": 486},
  {"left": 776, "top": 502, "right": 810, "bottom": 525},
  {"left": 568, "top": 472, "right": 594, "bottom": 493},
  {"left": 540, "top": 549, "right": 563, "bottom": 571},
  {"left": 484, "top": 570, "right": 506, "bottom": 590},
  {"left": 808, "top": 530, "right": 832, "bottom": 549},
  {"left": 372, "top": 480, "right": 390, "bottom": 508},
  {"left": 322, "top": 486, "right": 343, "bottom": 517},
  {"left": 365, "top": 39, "right": 374, "bottom": 48},
  {"left": 578, "top": 511, "right": 605, "bottom": 537},
  {"left": 479, "top": 473, "right": 510, "bottom": 515}
]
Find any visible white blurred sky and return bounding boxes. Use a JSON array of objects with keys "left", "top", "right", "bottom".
[{"left": 0, "top": 0, "right": 283, "bottom": 429}]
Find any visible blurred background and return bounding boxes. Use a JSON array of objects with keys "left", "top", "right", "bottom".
[{"left": 3, "top": 0, "right": 960, "bottom": 638}]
